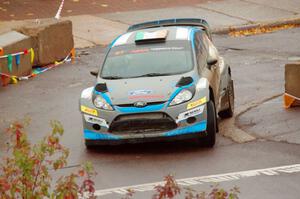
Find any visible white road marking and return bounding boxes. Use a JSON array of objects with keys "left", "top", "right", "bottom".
[{"left": 94, "top": 164, "right": 300, "bottom": 196}]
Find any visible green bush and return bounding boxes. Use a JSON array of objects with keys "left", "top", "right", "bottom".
[{"left": 0, "top": 120, "right": 96, "bottom": 198}]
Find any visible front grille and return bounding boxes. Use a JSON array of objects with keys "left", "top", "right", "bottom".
[{"left": 109, "top": 113, "right": 177, "bottom": 135}]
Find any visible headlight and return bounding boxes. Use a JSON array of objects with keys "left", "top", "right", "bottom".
[
  {"left": 169, "top": 89, "right": 193, "bottom": 106},
  {"left": 93, "top": 95, "right": 114, "bottom": 111}
]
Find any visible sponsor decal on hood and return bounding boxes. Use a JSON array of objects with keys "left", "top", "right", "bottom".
[{"left": 128, "top": 90, "right": 153, "bottom": 96}]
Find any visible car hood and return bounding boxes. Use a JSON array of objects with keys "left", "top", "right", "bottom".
[{"left": 99, "top": 75, "right": 186, "bottom": 105}]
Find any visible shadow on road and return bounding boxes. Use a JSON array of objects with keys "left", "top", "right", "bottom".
[{"left": 85, "top": 138, "right": 213, "bottom": 155}]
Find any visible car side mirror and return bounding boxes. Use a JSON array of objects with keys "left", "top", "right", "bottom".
[
  {"left": 90, "top": 70, "right": 99, "bottom": 77},
  {"left": 207, "top": 41, "right": 219, "bottom": 68},
  {"left": 207, "top": 57, "right": 218, "bottom": 67}
]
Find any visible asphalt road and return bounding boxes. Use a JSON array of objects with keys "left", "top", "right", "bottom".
[
  {"left": 0, "top": 0, "right": 208, "bottom": 20},
  {"left": 0, "top": 28, "right": 300, "bottom": 198}
]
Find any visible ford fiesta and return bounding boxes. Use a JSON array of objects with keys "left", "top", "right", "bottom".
[{"left": 79, "top": 18, "right": 234, "bottom": 148}]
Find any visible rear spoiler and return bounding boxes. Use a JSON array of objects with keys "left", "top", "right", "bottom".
[{"left": 127, "top": 18, "right": 212, "bottom": 40}]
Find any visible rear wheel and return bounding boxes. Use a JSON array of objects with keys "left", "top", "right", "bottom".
[
  {"left": 218, "top": 79, "right": 234, "bottom": 118},
  {"left": 201, "top": 100, "right": 216, "bottom": 148}
]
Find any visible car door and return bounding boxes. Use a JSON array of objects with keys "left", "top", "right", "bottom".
[
  {"left": 204, "top": 34, "right": 221, "bottom": 110},
  {"left": 195, "top": 31, "right": 221, "bottom": 110}
]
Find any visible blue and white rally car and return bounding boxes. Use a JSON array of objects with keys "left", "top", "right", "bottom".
[{"left": 79, "top": 18, "right": 234, "bottom": 148}]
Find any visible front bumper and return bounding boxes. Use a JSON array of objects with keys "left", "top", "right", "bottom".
[
  {"left": 81, "top": 98, "right": 208, "bottom": 145},
  {"left": 84, "top": 120, "right": 207, "bottom": 145}
]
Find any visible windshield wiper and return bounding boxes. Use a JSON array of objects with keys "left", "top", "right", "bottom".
[
  {"left": 102, "top": 73, "right": 175, "bottom": 79},
  {"left": 134, "top": 73, "right": 174, "bottom": 78},
  {"left": 101, "top": 76, "right": 124, "bottom": 80}
]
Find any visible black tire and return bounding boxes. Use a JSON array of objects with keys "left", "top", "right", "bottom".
[
  {"left": 218, "top": 79, "right": 234, "bottom": 118},
  {"left": 201, "top": 100, "right": 216, "bottom": 148},
  {"left": 85, "top": 140, "right": 96, "bottom": 150}
]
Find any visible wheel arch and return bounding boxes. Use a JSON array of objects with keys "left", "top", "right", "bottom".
[{"left": 209, "top": 86, "right": 215, "bottom": 105}]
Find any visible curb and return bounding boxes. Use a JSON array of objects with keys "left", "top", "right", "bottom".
[
  {"left": 219, "top": 117, "right": 256, "bottom": 144},
  {"left": 212, "top": 17, "right": 300, "bottom": 34},
  {"left": 219, "top": 93, "right": 284, "bottom": 144}
]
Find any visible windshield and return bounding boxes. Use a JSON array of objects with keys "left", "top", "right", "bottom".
[{"left": 101, "top": 40, "right": 193, "bottom": 79}]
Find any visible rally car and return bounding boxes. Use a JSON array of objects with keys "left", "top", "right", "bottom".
[{"left": 79, "top": 18, "right": 234, "bottom": 148}]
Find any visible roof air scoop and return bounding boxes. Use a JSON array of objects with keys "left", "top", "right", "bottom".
[{"left": 135, "top": 29, "right": 168, "bottom": 44}]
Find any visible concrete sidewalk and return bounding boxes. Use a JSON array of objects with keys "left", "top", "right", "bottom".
[{"left": 0, "top": 0, "right": 300, "bottom": 48}]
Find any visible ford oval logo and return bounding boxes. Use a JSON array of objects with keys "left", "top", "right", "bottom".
[{"left": 134, "top": 101, "right": 147, "bottom": 107}]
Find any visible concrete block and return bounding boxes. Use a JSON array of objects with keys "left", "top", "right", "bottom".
[
  {"left": 284, "top": 62, "right": 300, "bottom": 108},
  {"left": 0, "top": 31, "right": 32, "bottom": 85},
  {"left": 18, "top": 19, "right": 74, "bottom": 66},
  {"left": 285, "top": 62, "right": 300, "bottom": 98}
]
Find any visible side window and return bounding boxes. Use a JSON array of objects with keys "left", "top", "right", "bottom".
[
  {"left": 199, "top": 33, "right": 208, "bottom": 59},
  {"left": 203, "top": 34, "right": 219, "bottom": 60},
  {"left": 194, "top": 32, "right": 207, "bottom": 71},
  {"left": 194, "top": 32, "right": 200, "bottom": 58}
]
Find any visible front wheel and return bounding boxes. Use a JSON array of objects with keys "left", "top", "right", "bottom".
[{"left": 200, "top": 100, "right": 216, "bottom": 148}]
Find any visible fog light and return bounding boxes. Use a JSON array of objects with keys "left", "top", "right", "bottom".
[
  {"left": 187, "top": 117, "right": 196, "bottom": 124},
  {"left": 84, "top": 114, "right": 109, "bottom": 128},
  {"left": 93, "top": 124, "right": 101, "bottom": 131}
]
